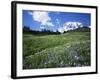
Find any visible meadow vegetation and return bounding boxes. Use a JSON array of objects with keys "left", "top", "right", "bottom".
[{"left": 23, "top": 30, "right": 90, "bottom": 69}]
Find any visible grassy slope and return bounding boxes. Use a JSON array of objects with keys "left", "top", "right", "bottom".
[{"left": 23, "top": 31, "right": 90, "bottom": 69}]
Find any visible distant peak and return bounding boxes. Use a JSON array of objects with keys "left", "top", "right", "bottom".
[{"left": 58, "top": 21, "right": 89, "bottom": 33}]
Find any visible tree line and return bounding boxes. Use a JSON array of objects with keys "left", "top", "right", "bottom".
[
  {"left": 23, "top": 26, "right": 90, "bottom": 35},
  {"left": 23, "top": 26, "right": 60, "bottom": 35}
]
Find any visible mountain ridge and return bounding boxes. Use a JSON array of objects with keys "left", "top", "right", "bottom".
[{"left": 58, "top": 22, "right": 90, "bottom": 33}]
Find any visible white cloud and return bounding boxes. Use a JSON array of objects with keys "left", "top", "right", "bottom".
[
  {"left": 40, "top": 26, "right": 45, "bottom": 29},
  {"left": 56, "top": 19, "right": 60, "bottom": 24},
  {"left": 58, "top": 27, "right": 64, "bottom": 34},
  {"left": 28, "top": 11, "right": 54, "bottom": 26},
  {"left": 46, "top": 21, "right": 54, "bottom": 26},
  {"left": 28, "top": 11, "right": 33, "bottom": 15}
]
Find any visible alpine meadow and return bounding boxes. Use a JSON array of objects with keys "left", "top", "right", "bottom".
[{"left": 23, "top": 10, "right": 91, "bottom": 69}]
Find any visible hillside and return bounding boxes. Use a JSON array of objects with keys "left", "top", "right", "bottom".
[
  {"left": 66, "top": 27, "right": 90, "bottom": 32},
  {"left": 23, "top": 29, "right": 91, "bottom": 69}
]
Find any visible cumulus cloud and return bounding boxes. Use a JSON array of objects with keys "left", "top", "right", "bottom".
[
  {"left": 28, "top": 11, "right": 54, "bottom": 26},
  {"left": 46, "top": 21, "right": 54, "bottom": 26},
  {"left": 56, "top": 19, "right": 60, "bottom": 24},
  {"left": 58, "top": 27, "right": 64, "bottom": 34},
  {"left": 40, "top": 26, "right": 45, "bottom": 30}
]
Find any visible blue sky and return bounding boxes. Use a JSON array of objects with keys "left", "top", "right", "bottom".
[{"left": 23, "top": 10, "right": 91, "bottom": 31}]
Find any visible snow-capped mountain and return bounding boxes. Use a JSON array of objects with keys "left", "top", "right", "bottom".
[{"left": 58, "top": 22, "right": 84, "bottom": 33}]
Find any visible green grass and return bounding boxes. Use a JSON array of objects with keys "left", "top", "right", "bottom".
[{"left": 23, "top": 31, "right": 90, "bottom": 69}]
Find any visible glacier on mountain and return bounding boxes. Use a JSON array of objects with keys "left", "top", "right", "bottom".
[{"left": 58, "top": 22, "right": 83, "bottom": 33}]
